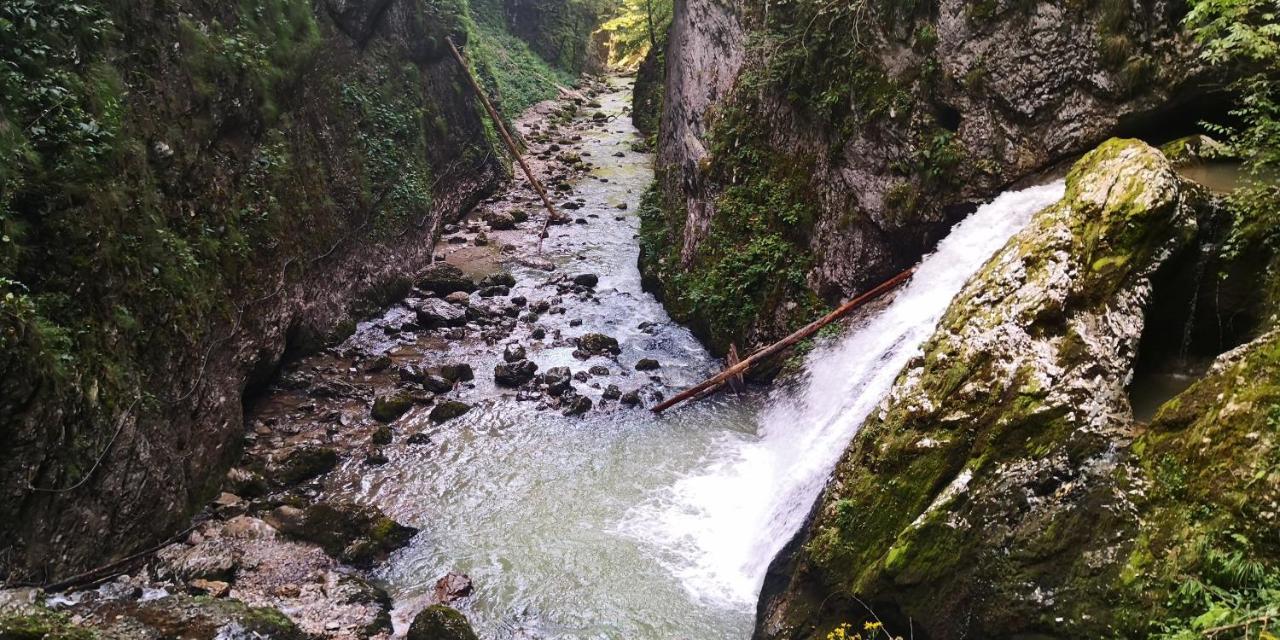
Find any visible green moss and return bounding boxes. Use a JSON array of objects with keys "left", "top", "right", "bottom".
[{"left": 0, "top": 609, "right": 97, "bottom": 640}]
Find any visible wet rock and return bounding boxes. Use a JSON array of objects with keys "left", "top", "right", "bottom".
[
  {"left": 410, "top": 298, "right": 467, "bottom": 328},
  {"left": 485, "top": 211, "right": 516, "bottom": 230},
  {"left": 421, "top": 374, "right": 455, "bottom": 394},
  {"left": 274, "top": 446, "right": 338, "bottom": 485},
  {"left": 602, "top": 385, "right": 622, "bottom": 400},
  {"left": 363, "top": 448, "right": 390, "bottom": 466},
  {"left": 569, "top": 318, "right": 583, "bottom": 327},
  {"left": 503, "top": 343, "right": 527, "bottom": 362},
  {"left": 433, "top": 572, "right": 474, "bottom": 605},
  {"left": 572, "top": 370, "right": 590, "bottom": 382},
  {"left": 406, "top": 432, "right": 432, "bottom": 445},
  {"left": 429, "top": 401, "right": 472, "bottom": 424},
  {"left": 364, "top": 354, "right": 393, "bottom": 373},
  {"left": 635, "top": 358, "right": 661, "bottom": 371},
  {"left": 419, "top": 263, "right": 476, "bottom": 294},
  {"left": 478, "top": 285, "right": 509, "bottom": 298},
  {"left": 576, "top": 333, "right": 621, "bottom": 356},
  {"left": 562, "top": 395, "right": 593, "bottom": 416},
  {"left": 407, "top": 605, "right": 479, "bottom": 640},
  {"left": 72, "top": 594, "right": 308, "bottom": 639},
  {"left": 225, "top": 467, "right": 268, "bottom": 498},
  {"left": 372, "top": 393, "right": 414, "bottom": 422},
  {"left": 155, "top": 542, "right": 238, "bottom": 582},
  {"left": 371, "top": 425, "right": 393, "bottom": 445},
  {"left": 445, "top": 291, "right": 471, "bottom": 305},
  {"left": 399, "top": 364, "right": 428, "bottom": 383},
  {"left": 589, "top": 365, "right": 610, "bottom": 375},
  {"left": 188, "top": 578, "right": 230, "bottom": 598},
  {"left": 620, "top": 390, "right": 642, "bottom": 407},
  {"left": 480, "top": 272, "right": 516, "bottom": 288},
  {"left": 542, "top": 367, "right": 573, "bottom": 396},
  {"left": 221, "top": 516, "right": 277, "bottom": 540},
  {"left": 268, "top": 501, "right": 417, "bottom": 568},
  {"left": 531, "top": 327, "right": 547, "bottom": 340},
  {"left": 511, "top": 295, "right": 527, "bottom": 307},
  {"left": 494, "top": 360, "right": 538, "bottom": 387},
  {"left": 473, "top": 233, "right": 488, "bottom": 246},
  {"left": 439, "top": 363, "right": 474, "bottom": 382}
]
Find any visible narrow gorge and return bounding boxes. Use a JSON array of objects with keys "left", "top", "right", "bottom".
[{"left": 2, "top": 0, "right": 1277, "bottom": 639}]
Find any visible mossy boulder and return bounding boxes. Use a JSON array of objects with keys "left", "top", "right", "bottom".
[
  {"left": 273, "top": 446, "right": 339, "bottom": 486},
  {"left": 756, "top": 140, "right": 1219, "bottom": 639},
  {"left": 268, "top": 501, "right": 417, "bottom": 568},
  {"left": 429, "top": 400, "right": 472, "bottom": 423},
  {"left": 372, "top": 393, "right": 415, "bottom": 423},
  {"left": 0, "top": 607, "right": 96, "bottom": 640},
  {"left": 406, "top": 605, "right": 478, "bottom": 640}
]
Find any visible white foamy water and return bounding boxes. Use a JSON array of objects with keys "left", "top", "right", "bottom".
[{"left": 622, "top": 180, "right": 1066, "bottom": 609}]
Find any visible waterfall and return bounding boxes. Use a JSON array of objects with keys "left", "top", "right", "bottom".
[{"left": 620, "top": 181, "right": 1067, "bottom": 610}]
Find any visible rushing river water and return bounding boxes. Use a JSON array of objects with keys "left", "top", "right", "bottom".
[{"left": 317, "top": 78, "right": 1066, "bottom": 639}]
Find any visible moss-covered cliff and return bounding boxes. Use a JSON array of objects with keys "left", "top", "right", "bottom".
[
  {"left": 0, "top": 0, "right": 600, "bottom": 583},
  {"left": 756, "top": 139, "right": 1280, "bottom": 639},
  {"left": 642, "top": 0, "right": 1208, "bottom": 354}
]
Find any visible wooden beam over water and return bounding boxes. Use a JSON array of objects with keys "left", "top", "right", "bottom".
[{"left": 651, "top": 267, "right": 917, "bottom": 414}]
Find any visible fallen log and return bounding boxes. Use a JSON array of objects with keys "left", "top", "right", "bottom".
[
  {"left": 445, "top": 37, "right": 564, "bottom": 251},
  {"left": 652, "top": 267, "right": 917, "bottom": 414}
]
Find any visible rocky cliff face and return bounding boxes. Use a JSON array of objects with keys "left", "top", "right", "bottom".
[
  {"left": 641, "top": 0, "right": 1207, "bottom": 354},
  {"left": 756, "top": 140, "right": 1279, "bottom": 638},
  {"left": 0, "top": 0, "right": 590, "bottom": 583}
]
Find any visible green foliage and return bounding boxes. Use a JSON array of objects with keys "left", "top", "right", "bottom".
[
  {"left": 1185, "top": 0, "right": 1280, "bottom": 258},
  {"left": 1154, "top": 535, "right": 1280, "bottom": 639},
  {"left": 600, "top": 0, "right": 673, "bottom": 65},
  {"left": 465, "top": 10, "right": 577, "bottom": 116}
]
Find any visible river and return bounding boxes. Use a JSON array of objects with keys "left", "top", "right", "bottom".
[{"left": 303, "top": 77, "right": 1065, "bottom": 639}]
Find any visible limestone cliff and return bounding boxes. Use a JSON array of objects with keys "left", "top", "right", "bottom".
[
  {"left": 0, "top": 0, "right": 596, "bottom": 583},
  {"left": 641, "top": 0, "right": 1208, "bottom": 354}
]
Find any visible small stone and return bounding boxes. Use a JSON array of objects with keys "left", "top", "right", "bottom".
[
  {"left": 445, "top": 291, "right": 471, "bottom": 305},
  {"left": 503, "top": 343, "right": 527, "bottom": 362},
  {"left": 407, "top": 432, "right": 432, "bottom": 445},
  {"left": 602, "top": 385, "right": 622, "bottom": 400},
  {"left": 635, "top": 358, "right": 661, "bottom": 371},
  {"left": 364, "top": 449, "right": 389, "bottom": 466},
  {"left": 573, "top": 273, "right": 599, "bottom": 288},
  {"left": 620, "top": 390, "right": 642, "bottom": 407},
  {"left": 433, "top": 572, "right": 474, "bottom": 604},
  {"left": 589, "top": 365, "right": 610, "bottom": 376}
]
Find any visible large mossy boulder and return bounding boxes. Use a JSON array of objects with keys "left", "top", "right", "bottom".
[
  {"left": 407, "top": 605, "right": 478, "bottom": 640},
  {"left": 756, "top": 140, "right": 1242, "bottom": 639},
  {"left": 268, "top": 501, "right": 417, "bottom": 568}
]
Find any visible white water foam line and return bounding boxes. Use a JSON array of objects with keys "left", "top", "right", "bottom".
[{"left": 619, "top": 180, "right": 1067, "bottom": 611}]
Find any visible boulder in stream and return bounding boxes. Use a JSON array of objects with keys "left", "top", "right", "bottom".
[
  {"left": 418, "top": 263, "right": 476, "bottom": 295},
  {"left": 407, "top": 605, "right": 478, "bottom": 640},
  {"left": 430, "top": 400, "right": 472, "bottom": 424},
  {"left": 410, "top": 298, "right": 467, "bottom": 328},
  {"left": 494, "top": 360, "right": 538, "bottom": 387}
]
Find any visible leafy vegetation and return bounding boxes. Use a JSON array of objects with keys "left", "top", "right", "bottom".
[
  {"left": 1185, "top": 0, "right": 1280, "bottom": 261},
  {"left": 600, "top": 0, "right": 673, "bottom": 66}
]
